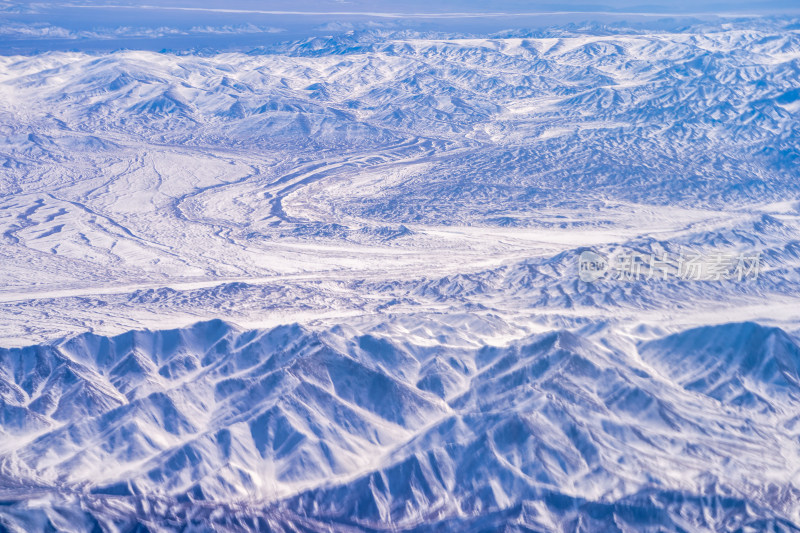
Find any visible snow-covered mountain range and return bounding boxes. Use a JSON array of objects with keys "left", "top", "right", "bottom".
[
  {"left": 3, "top": 319, "right": 800, "bottom": 530},
  {"left": 1, "top": 9, "right": 800, "bottom": 532}
]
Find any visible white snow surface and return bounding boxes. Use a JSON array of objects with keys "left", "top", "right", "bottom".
[{"left": 1, "top": 15, "right": 800, "bottom": 532}]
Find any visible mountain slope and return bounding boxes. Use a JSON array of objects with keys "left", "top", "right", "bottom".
[{"left": 1, "top": 319, "right": 800, "bottom": 530}]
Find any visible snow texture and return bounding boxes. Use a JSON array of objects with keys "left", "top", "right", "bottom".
[{"left": 1, "top": 4, "right": 800, "bottom": 532}]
